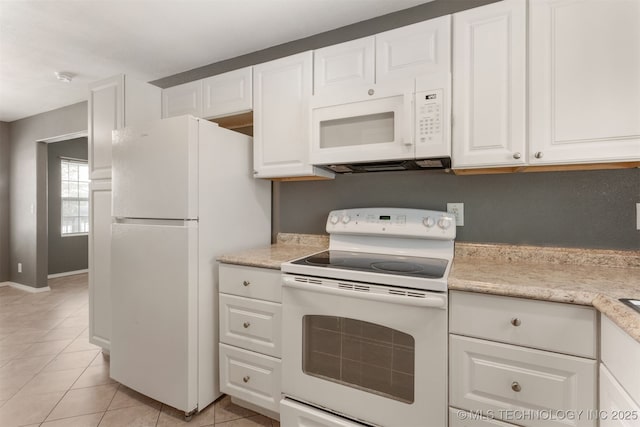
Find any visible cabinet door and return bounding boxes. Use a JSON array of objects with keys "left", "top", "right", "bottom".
[
  {"left": 529, "top": 0, "right": 640, "bottom": 164},
  {"left": 376, "top": 16, "right": 451, "bottom": 83},
  {"left": 313, "top": 36, "right": 375, "bottom": 95},
  {"left": 162, "top": 80, "right": 203, "bottom": 118},
  {"left": 253, "top": 51, "right": 333, "bottom": 179},
  {"left": 88, "top": 75, "right": 124, "bottom": 180},
  {"left": 600, "top": 364, "right": 640, "bottom": 427},
  {"left": 202, "top": 67, "right": 252, "bottom": 119},
  {"left": 88, "top": 179, "right": 112, "bottom": 350},
  {"left": 452, "top": 0, "right": 527, "bottom": 168}
]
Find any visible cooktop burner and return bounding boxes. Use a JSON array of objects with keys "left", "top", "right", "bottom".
[{"left": 293, "top": 250, "right": 448, "bottom": 279}]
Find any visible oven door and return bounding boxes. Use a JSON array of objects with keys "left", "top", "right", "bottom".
[
  {"left": 310, "top": 80, "right": 415, "bottom": 166},
  {"left": 281, "top": 274, "right": 448, "bottom": 427}
]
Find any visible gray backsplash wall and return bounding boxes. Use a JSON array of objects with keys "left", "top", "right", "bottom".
[
  {"left": 47, "top": 138, "right": 88, "bottom": 275},
  {"left": 0, "top": 121, "right": 10, "bottom": 282},
  {"left": 274, "top": 168, "right": 640, "bottom": 250},
  {"left": 9, "top": 102, "right": 87, "bottom": 288}
]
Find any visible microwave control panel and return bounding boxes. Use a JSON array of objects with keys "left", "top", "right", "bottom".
[{"left": 415, "top": 89, "right": 444, "bottom": 145}]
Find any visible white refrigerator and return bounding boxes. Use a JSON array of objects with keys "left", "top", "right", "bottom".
[{"left": 109, "top": 115, "right": 271, "bottom": 416}]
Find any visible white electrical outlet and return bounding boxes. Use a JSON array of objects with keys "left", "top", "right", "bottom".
[
  {"left": 447, "top": 203, "right": 464, "bottom": 226},
  {"left": 18, "top": 262, "right": 22, "bottom": 273},
  {"left": 636, "top": 203, "right": 640, "bottom": 231}
]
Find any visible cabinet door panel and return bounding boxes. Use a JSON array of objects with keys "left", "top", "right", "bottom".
[
  {"left": 600, "top": 364, "right": 640, "bottom": 427},
  {"left": 253, "top": 52, "right": 332, "bottom": 179},
  {"left": 313, "top": 37, "right": 375, "bottom": 95},
  {"left": 452, "top": 0, "right": 526, "bottom": 168},
  {"left": 202, "top": 67, "right": 252, "bottom": 119},
  {"left": 88, "top": 76, "right": 124, "bottom": 180},
  {"left": 89, "top": 180, "right": 112, "bottom": 350},
  {"left": 162, "top": 80, "right": 202, "bottom": 118},
  {"left": 376, "top": 16, "right": 451, "bottom": 83},
  {"left": 529, "top": 0, "right": 640, "bottom": 163}
]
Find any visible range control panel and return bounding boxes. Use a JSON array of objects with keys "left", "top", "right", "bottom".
[{"left": 326, "top": 208, "right": 456, "bottom": 240}]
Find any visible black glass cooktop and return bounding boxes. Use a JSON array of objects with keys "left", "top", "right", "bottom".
[{"left": 293, "top": 250, "right": 448, "bottom": 279}]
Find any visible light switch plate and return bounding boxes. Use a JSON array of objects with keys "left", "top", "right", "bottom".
[{"left": 636, "top": 203, "right": 640, "bottom": 230}]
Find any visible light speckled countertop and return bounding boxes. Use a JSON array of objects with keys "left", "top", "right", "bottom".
[
  {"left": 218, "top": 235, "right": 640, "bottom": 343},
  {"left": 217, "top": 233, "right": 328, "bottom": 269}
]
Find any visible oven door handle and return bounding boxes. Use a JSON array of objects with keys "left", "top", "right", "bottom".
[{"left": 282, "top": 276, "right": 447, "bottom": 309}]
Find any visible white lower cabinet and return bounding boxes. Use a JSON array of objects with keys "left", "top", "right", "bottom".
[
  {"left": 449, "top": 291, "right": 597, "bottom": 427},
  {"left": 600, "top": 315, "right": 640, "bottom": 427},
  {"left": 218, "top": 263, "right": 282, "bottom": 418},
  {"left": 280, "top": 398, "right": 364, "bottom": 427}
]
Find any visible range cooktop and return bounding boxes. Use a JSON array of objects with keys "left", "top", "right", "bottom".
[{"left": 292, "top": 250, "right": 448, "bottom": 280}]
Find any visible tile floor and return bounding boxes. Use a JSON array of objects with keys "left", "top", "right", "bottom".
[{"left": 0, "top": 273, "right": 280, "bottom": 427}]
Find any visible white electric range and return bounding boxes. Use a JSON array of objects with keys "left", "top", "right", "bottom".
[{"left": 280, "top": 207, "right": 456, "bottom": 427}]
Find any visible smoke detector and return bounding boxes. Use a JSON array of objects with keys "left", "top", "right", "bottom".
[{"left": 55, "top": 72, "right": 74, "bottom": 83}]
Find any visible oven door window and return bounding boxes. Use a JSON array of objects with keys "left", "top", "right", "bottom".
[{"left": 302, "top": 315, "right": 415, "bottom": 403}]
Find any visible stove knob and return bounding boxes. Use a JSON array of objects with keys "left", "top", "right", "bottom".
[
  {"left": 329, "top": 214, "right": 340, "bottom": 225},
  {"left": 341, "top": 215, "right": 351, "bottom": 224},
  {"left": 422, "top": 216, "right": 435, "bottom": 228},
  {"left": 437, "top": 217, "right": 453, "bottom": 229}
]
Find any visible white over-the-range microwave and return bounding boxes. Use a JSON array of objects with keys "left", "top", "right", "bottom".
[{"left": 309, "top": 73, "right": 451, "bottom": 173}]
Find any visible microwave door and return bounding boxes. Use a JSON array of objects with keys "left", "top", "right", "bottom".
[{"left": 310, "top": 89, "right": 414, "bottom": 166}]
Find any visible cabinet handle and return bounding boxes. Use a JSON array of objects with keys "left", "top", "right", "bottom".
[
  {"left": 243, "top": 376, "right": 250, "bottom": 383},
  {"left": 243, "top": 321, "right": 251, "bottom": 328},
  {"left": 513, "top": 152, "right": 521, "bottom": 159},
  {"left": 368, "top": 89, "right": 375, "bottom": 96},
  {"left": 534, "top": 152, "right": 543, "bottom": 159},
  {"left": 511, "top": 381, "right": 522, "bottom": 392},
  {"left": 242, "top": 280, "right": 250, "bottom": 287},
  {"left": 510, "top": 318, "right": 521, "bottom": 327}
]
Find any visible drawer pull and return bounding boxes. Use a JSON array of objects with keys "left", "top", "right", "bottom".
[
  {"left": 243, "top": 375, "right": 250, "bottom": 383},
  {"left": 243, "top": 321, "right": 251, "bottom": 328},
  {"left": 242, "top": 280, "right": 250, "bottom": 287},
  {"left": 511, "top": 381, "right": 522, "bottom": 392},
  {"left": 511, "top": 317, "right": 522, "bottom": 327}
]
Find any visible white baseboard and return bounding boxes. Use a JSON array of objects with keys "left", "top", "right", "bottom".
[
  {"left": 0, "top": 281, "right": 10, "bottom": 287},
  {"left": 5, "top": 282, "right": 51, "bottom": 293},
  {"left": 48, "top": 269, "right": 88, "bottom": 279}
]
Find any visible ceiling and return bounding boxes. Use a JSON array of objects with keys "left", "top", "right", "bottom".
[{"left": 0, "top": 0, "right": 430, "bottom": 123}]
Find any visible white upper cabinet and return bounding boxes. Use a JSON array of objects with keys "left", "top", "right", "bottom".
[
  {"left": 451, "top": 0, "right": 527, "bottom": 168},
  {"left": 313, "top": 16, "right": 451, "bottom": 96},
  {"left": 313, "top": 37, "right": 375, "bottom": 95},
  {"left": 253, "top": 51, "right": 333, "bottom": 179},
  {"left": 529, "top": 0, "right": 640, "bottom": 164},
  {"left": 202, "top": 67, "right": 253, "bottom": 119},
  {"left": 376, "top": 16, "right": 451, "bottom": 83},
  {"left": 162, "top": 68, "right": 253, "bottom": 120},
  {"left": 88, "top": 74, "right": 161, "bottom": 180},
  {"left": 162, "top": 80, "right": 203, "bottom": 119}
]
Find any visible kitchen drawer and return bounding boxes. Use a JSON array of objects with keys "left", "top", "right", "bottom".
[
  {"left": 281, "top": 398, "right": 364, "bottom": 427},
  {"left": 449, "top": 408, "right": 516, "bottom": 427},
  {"left": 219, "top": 263, "right": 282, "bottom": 302},
  {"left": 219, "top": 293, "right": 282, "bottom": 357},
  {"left": 602, "top": 315, "right": 640, "bottom": 405},
  {"left": 219, "top": 343, "right": 281, "bottom": 413},
  {"left": 600, "top": 364, "right": 640, "bottom": 427},
  {"left": 450, "top": 291, "right": 596, "bottom": 358},
  {"left": 450, "top": 334, "right": 597, "bottom": 427}
]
